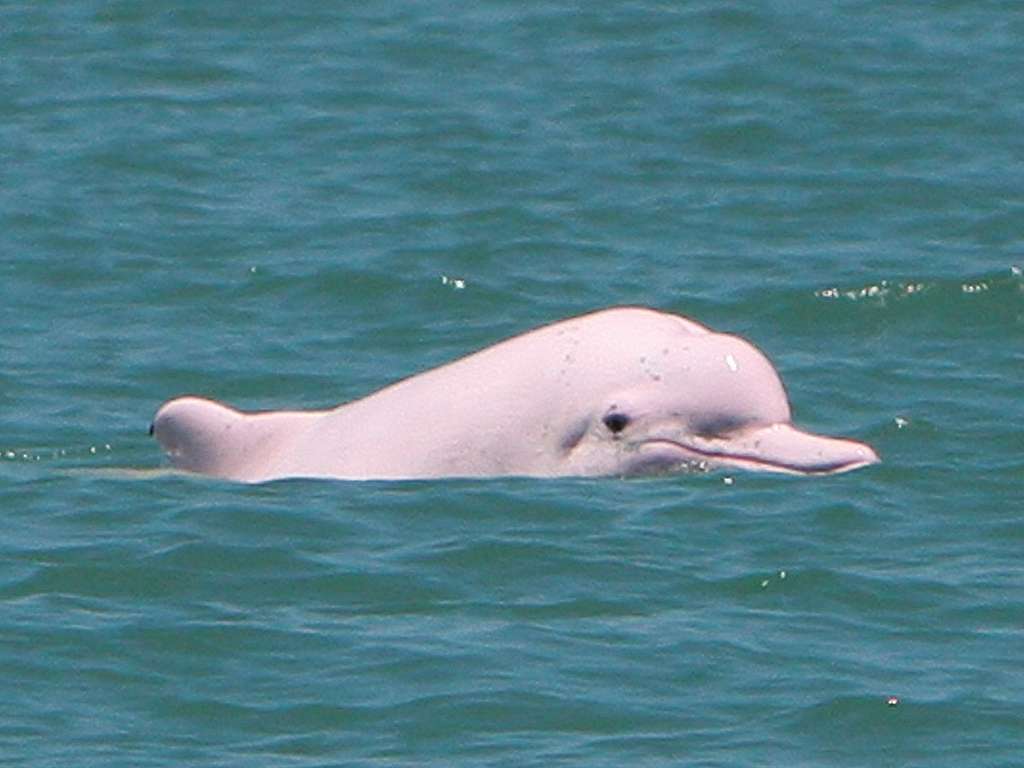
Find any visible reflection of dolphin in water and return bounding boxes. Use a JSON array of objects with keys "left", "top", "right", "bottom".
[{"left": 151, "top": 307, "right": 879, "bottom": 482}]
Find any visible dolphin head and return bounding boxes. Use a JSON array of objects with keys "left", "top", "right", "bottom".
[{"left": 556, "top": 320, "right": 879, "bottom": 477}]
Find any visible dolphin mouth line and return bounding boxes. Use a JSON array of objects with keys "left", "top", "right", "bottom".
[{"left": 637, "top": 438, "right": 872, "bottom": 476}]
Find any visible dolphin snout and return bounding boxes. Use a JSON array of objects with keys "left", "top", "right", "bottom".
[
  {"left": 724, "top": 423, "right": 879, "bottom": 475},
  {"left": 638, "top": 422, "right": 878, "bottom": 476}
]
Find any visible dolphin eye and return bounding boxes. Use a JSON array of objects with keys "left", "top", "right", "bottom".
[{"left": 603, "top": 412, "right": 631, "bottom": 434}]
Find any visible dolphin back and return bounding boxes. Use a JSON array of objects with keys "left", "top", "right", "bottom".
[{"left": 150, "top": 396, "right": 317, "bottom": 481}]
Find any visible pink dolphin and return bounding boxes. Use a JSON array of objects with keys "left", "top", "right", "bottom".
[{"left": 151, "top": 307, "right": 879, "bottom": 482}]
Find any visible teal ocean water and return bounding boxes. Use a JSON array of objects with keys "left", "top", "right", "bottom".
[{"left": 3, "top": 2, "right": 1022, "bottom": 765}]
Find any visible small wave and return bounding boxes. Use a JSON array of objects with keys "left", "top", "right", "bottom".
[
  {"left": 808, "top": 266, "right": 1023, "bottom": 327},
  {"left": 725, "top": 265, "right": 1023, "bottom": 338}
]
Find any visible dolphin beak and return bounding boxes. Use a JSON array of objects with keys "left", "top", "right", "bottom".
[{"left": 702, "top": 423, "right": 880, "bottom": 475}]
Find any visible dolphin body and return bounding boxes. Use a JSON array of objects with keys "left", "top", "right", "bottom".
[{"left": 151, "top": 307, "right": 879, "bottom": 482}]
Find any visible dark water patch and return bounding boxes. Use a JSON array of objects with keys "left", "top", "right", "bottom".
[{"left": 789, "top": 694, "right": 1024, "bottom": 766}]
